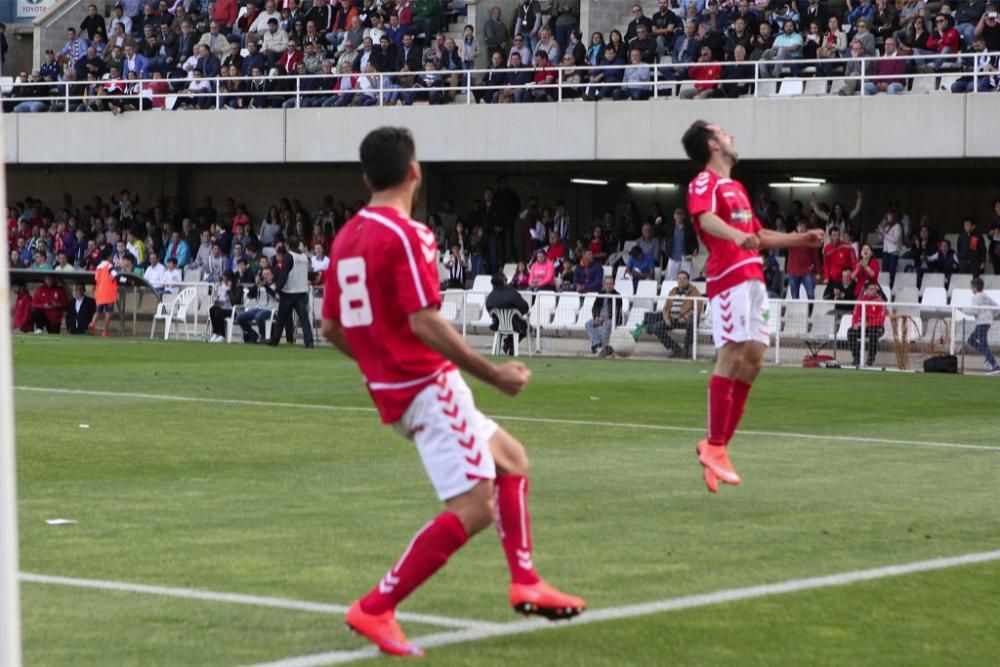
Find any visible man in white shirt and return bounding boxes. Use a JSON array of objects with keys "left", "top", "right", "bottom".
[
  {"left": 163, "top": 257, "right": 183, "bottom": 295},
  {"left": 249, "top": 0, "right": 283, "bottom": 41},
  {"left": 143, "top": 251, "right": 168, "bottom": 295}
]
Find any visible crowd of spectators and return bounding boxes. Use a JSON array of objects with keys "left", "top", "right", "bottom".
[{"left": 7, "top": 0, "right": 998, "bottom": 113}]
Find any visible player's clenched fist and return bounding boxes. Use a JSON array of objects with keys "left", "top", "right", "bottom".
[
  {"left": 738, "top": 232, "right": 761, "bottom": 250},
  {"left": 803, "top": 229, "right": 825, "bottom": 247},
  {"left": 494, "top": 362, "right": 532, "bottom": 396}
]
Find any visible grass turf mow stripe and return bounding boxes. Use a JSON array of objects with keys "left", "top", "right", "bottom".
[
  {"left": 247, "top": 548, "right": 1000, "bottom": 667},
  {"left": 14, "top": 386, "right": 1000, "bottom": 453}
]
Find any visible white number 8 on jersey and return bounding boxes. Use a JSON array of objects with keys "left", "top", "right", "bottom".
[{"left": 337, "top": 257, "right": 373, "bottom": 327}]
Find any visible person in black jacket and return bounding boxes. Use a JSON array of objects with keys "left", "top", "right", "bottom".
[
  {"left": 485, "top": 272, "right": 530, "bottom": 354},
  {"left": 586, "top": 275, "right": 623, "bottom": 355},
  {"left": 66, "top": 284, "right": 97, "bottom": 335},
  {"left": 661, "top": 208, "right": 700, "bottom": 277}
]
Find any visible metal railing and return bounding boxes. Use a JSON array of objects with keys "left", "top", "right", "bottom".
[{"left": 2, "top": 50, "right": 998, "bottom": 112}]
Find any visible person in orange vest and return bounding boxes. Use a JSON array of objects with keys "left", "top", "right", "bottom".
[{"left": 93, "top": 248, "right": 120, "bottom": 337}]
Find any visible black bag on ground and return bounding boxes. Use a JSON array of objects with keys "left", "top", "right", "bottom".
[{"left": 923, "top": 355, "right": 958, "bottom": 374}]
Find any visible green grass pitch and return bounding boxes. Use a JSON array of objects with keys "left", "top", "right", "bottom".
[{"left": 10, "top": 336, "right": 1000, "bottom": 666}]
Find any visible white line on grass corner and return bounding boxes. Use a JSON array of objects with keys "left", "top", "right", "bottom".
[
  {"left": 249, "top": 548, "right": 1000, "bottom": 667},
  {"left": 17, "top": 573, "right": 497, "bottom": 630},
  {"left": 15, "top": 386, "right": 1000, "bottom": 452}
]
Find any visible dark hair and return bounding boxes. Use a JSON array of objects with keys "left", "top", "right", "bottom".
[
  {"left": 359, "top": 127, "right": 416, "bottom": 192},
  {"left": 491, "top": 272, "right": 507, "bottom": 289},
  {"left": 630, "top": 244, "right": 644, "bottom": 258},
  {"left": 972, "top": 277, "right": 985, "bottom": 290},
  {"left": 681, "top": 120, "right": 714, "bottom": 165},
  {"left": 677, "top": 270, "right": 690, "bottom": 279}
]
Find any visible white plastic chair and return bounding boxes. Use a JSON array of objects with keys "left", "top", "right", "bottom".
[
  {"left": 489, "top": 308, "right": 531, "bottom": 357},
  {"left": 150, "top": 287, "right": 197, "bottom": 340}
]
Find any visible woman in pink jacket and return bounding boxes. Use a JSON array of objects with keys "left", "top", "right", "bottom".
[{"left": 528, "top": 249, "right": 556, "bottom": 291}]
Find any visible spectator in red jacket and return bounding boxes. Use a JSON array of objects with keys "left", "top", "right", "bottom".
[
  {"left": 680, "top": 46, "right": 721, "bottom": 99},
  {"left": 848, "top": 281, "right": 887, "bottom": 367},
  {"left": 12, "top": 282, "right": 33, "bottom": 333},
  {"left": 213, "top": 0, "right": 239, "bottom": 32},
  {"left": 923, "top": 13, "right": 960, "bottom": 71},
  {"left": 30, "top": 275, "right": 70, "bottom": 334},
  {"left": 850, "top": 242, "right": 881, "bottom": 297},
  {"left": 786, "top": 219, "right": 822, "bottom": 299},
  {"left": 823, "top": 226, "right": 857, "bottom": 283}
]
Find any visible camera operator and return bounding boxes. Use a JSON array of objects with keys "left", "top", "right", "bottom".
[
  {"left": 267, "top": 236, "right": 315, "bottom": 348},
  {"left": 236, "top": 266, "right": 279, "bottom": 344}
]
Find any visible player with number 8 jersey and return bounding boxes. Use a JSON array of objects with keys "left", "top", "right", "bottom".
[{"left": 321, "top": 128, "right": 585, "bottom": 658}]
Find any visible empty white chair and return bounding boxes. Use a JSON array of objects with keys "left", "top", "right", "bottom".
[
  {"left": 546, "top": 295, "right": 581, "bottom": 329},
  {"left": 440, "top": 301, "right": 459, "bottom": 323},
  {"left": 834, "top": 315, "right": 853, "bottom": 341},
  {"left": 502, "top": 263, "right": 517, "bottom": 280},
  {"left": 532, "top": 293, "right": 557, "bottom": 330},
  {"left": 803, "top": 78, "right": 829, "bottom": 95},
  {"left": 909, "top": 73, "right": 937, "bottom": 94},
  {"left": 777, "top": 79, "right": 803, "bottom": 96},
  {"left": 603, "top": 264, "right": 614, "bottom": 279},
  {"left": 782, "top": 301, "right": 810, "bottom": 336},
  {"left": 569, "top": 296, "right": 597, "bottom": 330},
  {"left": 634, "top": 279, "right": 658, "bottom": 310},
  {"left": 150, "top": 287, "right": 197, "bottom": 340},
  {"left": 625, "top": 308, "right": 648, "bottom": 329},
  {"left": 944, "top": 233, "right": 959, "bottom": 247},
  {"left": 756, "top": 80, "right": 777, "bottom": 97},
  {"left": 950, "top": 288, "right": 973, "bottom": 309},
  {"left": 829, "top": 79, "right": 848, "bottom": 95},
  {"left": 471, "top": 274, "right": 493, "bottom": 293},
  {"left": 894, "top": 286, "right": 920, "bottom": 305},
  {"left": 921, "top": 287, "right": 948, "bottom": 309},
  {"left": 920, "top": 273, "right": 945, "bottom": 290},
  {"left": 893, "top": 273, "right": 917, "bottom": 291},
  {"left": 948, "top": 274, "right": 973, "bottom": 295},
  {"left": 982, "top": 276, "right": 1000, "bottom": 290}
]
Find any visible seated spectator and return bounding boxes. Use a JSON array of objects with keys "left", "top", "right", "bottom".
[
  {"left": 143, "top": 251, "right": 168, "bottom": 294},
  {"left": 12, "top": 282, "right": 34, "bottom": 334},
  {"left": 526, "top": 50, "right": 556, "bottom": 102},
  {"left": 585, "top": 275, "right": 623, "bottom": 356},
  {"left": 680, "top": 46, "right": 721, "bottom": 98},
  {"left": 853, "top": 18, "right": 878, "bottom": 56},
  {"left": 65, "top": 283, "right": 97, "bottom": 335},
  {"left": 497, "top": 51, "right": 532, "bottom": 102},
  {"left": 847, "top": 0, "right": 876, "bottom": 29},
  {"left": 475, "top": 50, "right": 507, "bottom": 103},
  {"left": 616, "top": 48, "right": 652, "bottom": 100},
  {"left": 720, "top": 45, "right": 755, "bottom": 97},
  {"left": 864, "top": 37, "right": 908, "bottom": 95},
  {"left": 175, "top": 68, "right": 214, "bottom": 109},
  {"left": 668, "top": 20, "right": 700, "bottom": 79},
  {"left": 760, "top": 19, "right": 803, "bottom": 77},
  {"left": 201, "top": 242, "right": 227, "bottom": 282},
  {"left": 30, "top": 275, "right": 70, "bottom": 334},
  {"left": 588, "top": 225, "right": 608, "bottom": 264},
  {"left": 510, "top": 261, "right": 531, "bottom": 289},
  {"left": 847, "top": 281, "right": 886, "bottom": 366},
  {"left": 950, "top": 36, "right": 999, "bottom": 92},
  {"left": 235, "top": 258, "right": 255, "bottom": 286},
  {"left": 485, "top": 272, "right": 529, "bottom": 355},
  {"left": 850, "top": 243, "right": 880, "bottom": 297},
  {"left": 528, "top": 249, "right": 556, "bottom": 291},
  {"left": 208, "top": 270, "right": 242, "bottom": 342},
  {"left": 584, "top": 45, "right": 625, "bottom": 99},
  {"left": 634, "top": 270, "right": 702, "bottom": 357},
  {"left": 570, "top": 250, "right": 604, "bottom": 293},
  {"left": 955, "top": 0, "right": 987, "bottom": 47},
  {"left": 163, "top": 257, "right": 183, "bottom": 295},
  {"left": 629, "top": 23, "right": 657, "bottom": 64},
  {"left": 823, "top": 268, "right": 857, "bottom": 312},
  {"left": 922, "top": 13, "right": 960, "bottom": 71},
  {"left": 53, "top": 251, "right": 75, "bottom": 272},
  {"left": 748, "top": 22, "right": 775, "bottom": 61},
  {"left": 624, "top": 244, "right": 655, "bottom": 290},
  {"left": 236, "top": 266, "right": 278, "bottom": 343},
  {"left": 401, "top": 61, "right": 443, "bottom": 104}
]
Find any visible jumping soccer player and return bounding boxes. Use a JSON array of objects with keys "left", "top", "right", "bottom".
[
  {"left": 682, "top": 120, "right": 824, "bottom": 493},
  {"left": 321, "top": 127, "right": 585, "bottom": 657}
]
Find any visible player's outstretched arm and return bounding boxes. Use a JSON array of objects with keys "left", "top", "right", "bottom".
[
  {"left": 321, "top": 318, "right": 355, "bottom": 359},
  {"left": 696, "top": 212, "right": 759, "bottom": 249},
  {"left": 758, "top": 228, "right": 824, "bottom": 250},
  {"left": 409, "top": 307, "right": 530, "bottom": 397}
]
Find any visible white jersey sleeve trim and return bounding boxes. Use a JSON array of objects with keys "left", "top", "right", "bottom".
[{"left": 358, "top": 208, "right": 428, "bottom": 309}]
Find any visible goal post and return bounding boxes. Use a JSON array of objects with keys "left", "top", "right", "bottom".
[{"left": 0, "top": 113, "right": 24, "bottom": 667}]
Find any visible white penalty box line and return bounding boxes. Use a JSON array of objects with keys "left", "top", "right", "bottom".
[
  {"left": 247, "top": 548, "right": 1000, "bottom": 667},
  {"left": 14, "top": 386, "right": 1000, "bottom": 452},
  {"left": 17, "top": 573, "right": 498, "bottom": 631}
]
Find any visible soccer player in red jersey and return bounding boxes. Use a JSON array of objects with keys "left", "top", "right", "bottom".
[
  {"left": 681, "top": 121, "right": 824, "bottom": 494},
  {"left": 321, "top": 128, "right": 585, "bottom": 657}
]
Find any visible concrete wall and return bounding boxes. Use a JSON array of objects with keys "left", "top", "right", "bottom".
[{"left": 7, "top": 94, "right": 1000, "bottom": 165}]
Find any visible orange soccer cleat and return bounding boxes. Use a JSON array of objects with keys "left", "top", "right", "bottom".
[
  {"left": 345, "top": 601, "right": 424, "bottom": 658},
  {"left": 510, "top": 580, "right": 586, "bottom": 621},
  {"left": 696, "top": 440, "right": 741, "bottom": 490}
]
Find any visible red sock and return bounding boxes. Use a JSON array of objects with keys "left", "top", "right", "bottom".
[
  {"left": 725, "top": 379, "right": 752, "bottom": 444},
  {"left": 360, "top": 511, "right": 468, "bottom": 615},
  {"left": 494, "top": 475, "right": 541, "bottom": 585},
  {"left": 707, "top": 375, "right": 735, "bottom": 446}
]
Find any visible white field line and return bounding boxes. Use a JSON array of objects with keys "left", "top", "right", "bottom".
[
  {"left": 17, "top": 573, "right": 497, "bottom": 630},
  {"left": 248, "top": 548, "right": 1000, "bottom": 667},
  {"left": 15, "top": 386, "right": 1000, "bottom": 452}
]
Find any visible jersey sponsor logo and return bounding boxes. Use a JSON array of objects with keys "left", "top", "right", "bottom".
[{"left": 732, "top": 209, "right": 752, "bottom": 223}]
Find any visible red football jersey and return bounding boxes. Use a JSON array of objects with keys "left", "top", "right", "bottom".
[
  {"left": 322, "top": 206, "right": 454, "bottom": 424},
  {"left": 686, "top": 169, "right": 764, "bottom": 299}
]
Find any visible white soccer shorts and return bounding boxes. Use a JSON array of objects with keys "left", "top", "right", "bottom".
[
  {"left": 393, "top": 370, "right": 498, "bottom": 501},
  {"left": 710, "top": 280, "right": 772, "bottom": 349}
]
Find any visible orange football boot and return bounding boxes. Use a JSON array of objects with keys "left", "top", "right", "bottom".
[
  {"left": 697, "top": 440, "right": 741, "bottom": 488},
  {"left": 510, "top": 580, "right": 586, "bottom": 620},
  {"left": 345, "top": 601, "right": 424, "bottom": 658}
]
